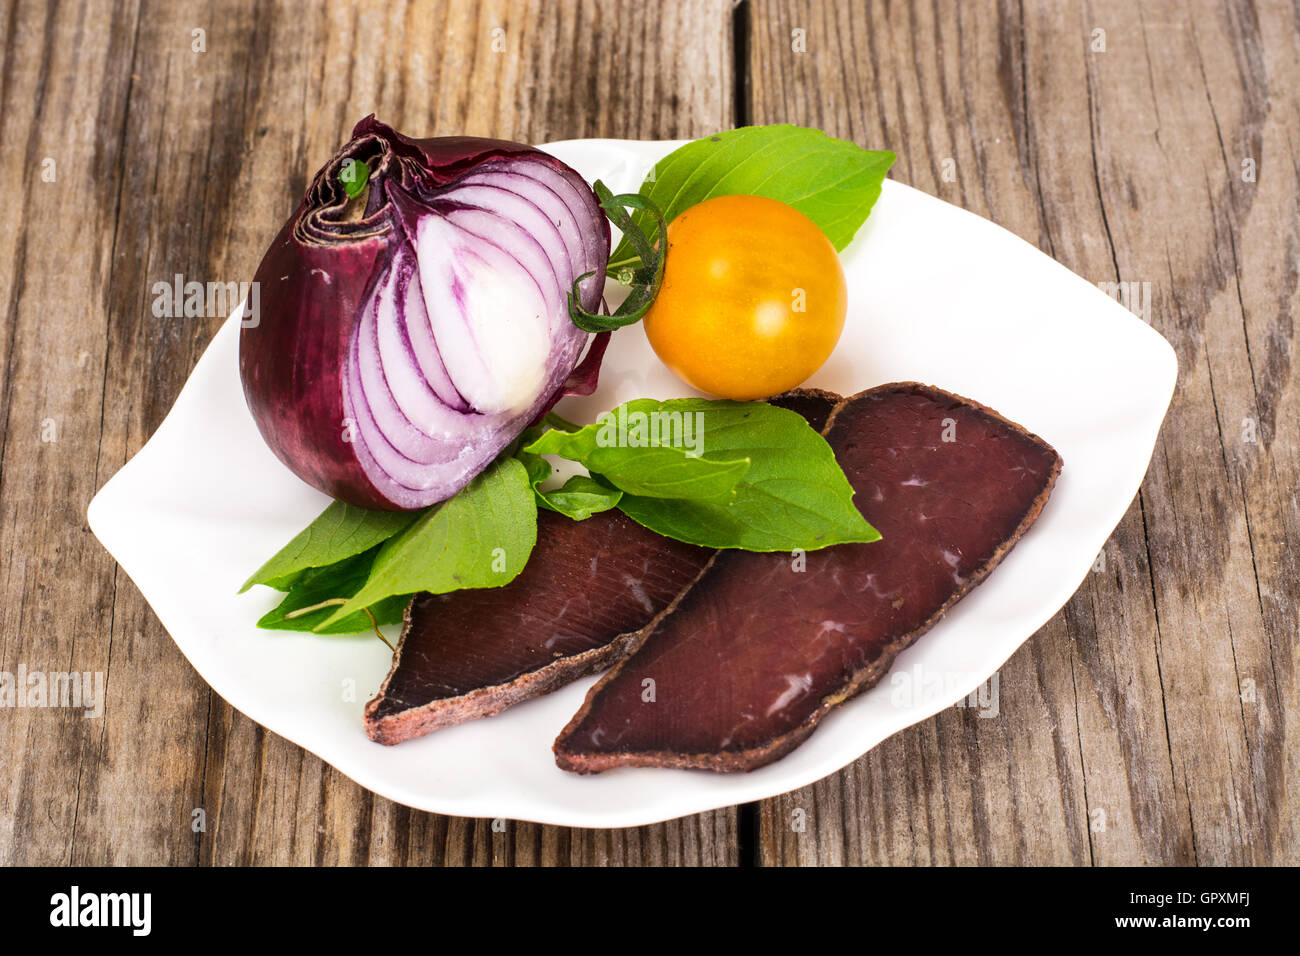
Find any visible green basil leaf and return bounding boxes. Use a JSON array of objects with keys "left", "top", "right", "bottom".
[
  {"left": 318, "top": 456, "right": 536, "bottom": 628},
  {"left": 608, "top": 125, "right": 895, "bottom": 272},
  {"left": 522, "top": 400, "right": 750, "bottom": 500},
  {"left": 339, "top": 158, "right": 370, "bottom": 199},
  {"left": 610, "top": 400, "right": 880, "bottom": 551},
  {"left": 256, "top": 547, "right": 411, "bottom": 635},
  {"left": 516, "top": 429, "right": 623, "bottom": 520},
  {"left": 517, "top": 436, "right": 554, "bottom": 490},
  {"left": 240, "top": 501, "right": 418, "bottom": 593},
  {"left": 537, "top": 474, "right": 623, "bottom": 520}
]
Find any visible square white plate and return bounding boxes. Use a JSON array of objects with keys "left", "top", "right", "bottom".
[{"left": 88, "top": 139, "right": 1176, "bottom": 828}]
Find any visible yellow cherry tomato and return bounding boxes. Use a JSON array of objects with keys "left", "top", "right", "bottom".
[{"left": 642, "top": 194, "right": 847, "bottom": 401}]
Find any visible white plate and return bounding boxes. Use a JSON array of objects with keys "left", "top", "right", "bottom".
[{"left": 87, "top": 139, "right": 1176, "bottom": 828}]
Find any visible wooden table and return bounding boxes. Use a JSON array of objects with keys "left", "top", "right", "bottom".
[{"left": 0, "top": 0, "right": 1294, "bottom": 866}]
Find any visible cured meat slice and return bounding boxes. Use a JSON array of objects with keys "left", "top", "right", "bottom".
[
  {"left": 364, "top": 390, "right": 840, "bottom": 744},
  {"left": 758, "top": 386, "right": 841, "bottom": 434},
  {"left": 553, "top": 383, "right": 1062, "bottom": 773},
  {"left": 363, "top": 510, "right": 712, "bottom": 743}
]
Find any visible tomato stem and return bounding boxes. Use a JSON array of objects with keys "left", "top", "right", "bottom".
[{"left": 568, "top": 181, "right": 667, "bottom": 333}]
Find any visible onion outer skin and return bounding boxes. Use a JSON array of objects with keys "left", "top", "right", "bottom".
[{"left": 239, "top": 117, "right": 609, "bottom": 510}]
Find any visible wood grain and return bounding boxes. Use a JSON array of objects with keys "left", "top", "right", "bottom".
[
  {"left": 0, "top": 0, "right": 739, "bottom": 866},
  {"left": 0, "top": 0, "right": 1294, "bottom": 866},
  {"left": 747, "top": 0, "right": 1298, "bottom": 865}
]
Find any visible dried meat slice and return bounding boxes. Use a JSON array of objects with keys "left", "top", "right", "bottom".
[
  {"left": 363, "top": 510, "right": 713, "bottom": 743},
  {"left": 553, "top": 383, "right": 1062, "bottom": 773},
  {"left": 364, "top": 389, "right": 841, "bottom": 744}
]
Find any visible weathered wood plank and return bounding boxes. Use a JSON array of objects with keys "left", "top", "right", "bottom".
[
  {"left": 0, "top": 0, "right": 177, "bottom": 866},
  {"left": 0, "top": 0, "right": 740, "bottom": 866},
  {"left": 748, "top": 0, "right": 1297, "bottom": 865}
]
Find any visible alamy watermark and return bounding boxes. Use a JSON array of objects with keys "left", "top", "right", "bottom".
[
  {"left": 151, "top": 273, "right": 259, "bottom": 327},
  {"left": 594, "top": 404, "right": 705, "bottom": 457},
  {"left": 889, "top": 663, "right": 1000, "bottom": 717},
  {"left": 0, "top": 665, "right": 104, "bottom": 717},
  {"left": 1096, "top": 280, "right": 1151, "bottom": 323},
  {"left": 49, "top": 886, "right": 150, "bottom": 935}
]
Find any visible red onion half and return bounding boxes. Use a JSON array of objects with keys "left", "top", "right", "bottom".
[{"left": 240, "top": 117, "right": 610, "bottom": 510}]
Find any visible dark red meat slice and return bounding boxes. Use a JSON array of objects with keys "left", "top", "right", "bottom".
[
  {"left": 364, "top": 510, "right": 712, "bottom": 743},
  {"left": 553, "top": 383, "right": 1062, "bottom": 773},
  {"left": 759, "top": 386, "right": 841, "bottom": 434},
  {"left": 365, "top": 389, "right": 840, "bottom": 744}
]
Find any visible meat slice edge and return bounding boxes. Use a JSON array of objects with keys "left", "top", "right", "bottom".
[
  {"left": 553, "top": 382, "right": 1063, "bottom": 773},
  {"left": 364, "top": 388, "right": 840, "bottom": 745}
]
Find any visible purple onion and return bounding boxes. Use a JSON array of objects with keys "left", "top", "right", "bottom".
[{"left": 239, "top": 116, "right": 610, "bottom": 510}]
